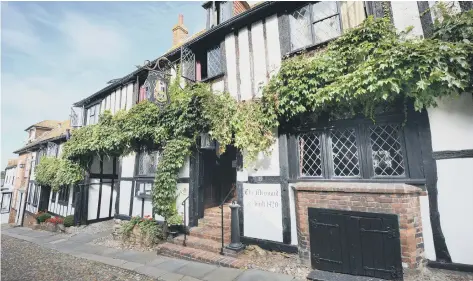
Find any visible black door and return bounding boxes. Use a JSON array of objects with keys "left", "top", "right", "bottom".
[
  {"left": 38, "top": 185, "right": 51, "bottom": 212},
  {"left": 217, "top": 145, "right": 237, "bottom": 203},
  {"left": 309, "top": 208, "right": 403, "bottom": 280}
]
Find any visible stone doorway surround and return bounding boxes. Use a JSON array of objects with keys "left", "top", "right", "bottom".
[{"left": 292, "top": 182, "right": 426, "bottom": 269}]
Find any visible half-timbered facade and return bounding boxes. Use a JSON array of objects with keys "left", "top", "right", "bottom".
[
  {"left": 65, "top": 0, "right": 473, "bottom": 275},
  {"left": 10, "top": 120, "right": 73, "bottom": 226}
]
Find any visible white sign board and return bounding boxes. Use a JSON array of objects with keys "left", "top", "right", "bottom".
[{"left": 243, "top": 184, "right": 283, "bottom": 242}]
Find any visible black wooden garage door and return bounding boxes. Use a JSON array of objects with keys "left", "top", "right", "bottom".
[{"left": 309, "top": 208, "right": 403, "bottom": 280}]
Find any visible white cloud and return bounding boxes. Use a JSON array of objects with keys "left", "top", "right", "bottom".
[{"left": 59, "top": 12, "right": 130, "bottom": 62}]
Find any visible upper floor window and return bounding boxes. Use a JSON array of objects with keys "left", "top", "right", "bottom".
[
  {"left": 86, "top": 103, "right": 101, "bottom": 125},
  {"left": 206, "top": 1, "right": 233, "bottom": 29},
  {"left": 197, "top": 44, "right": 223, "bottom": 81},
  {"left": 289, "top": 2, "right": 341, "bottom": 51},
  {"left": 136, "top": 150, "right": 160, "bottom": 177}
]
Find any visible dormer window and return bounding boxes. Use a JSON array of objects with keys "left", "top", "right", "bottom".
[{"left": 206, "top": 1, "right": 233, "bottom": 28}]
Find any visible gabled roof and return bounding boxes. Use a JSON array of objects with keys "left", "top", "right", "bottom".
[
  {"left": 24, "top": 120, "right": 61, "bottom": 131},
  {"left": 14, "top": 120, "right": 71, "bottom": 154}
]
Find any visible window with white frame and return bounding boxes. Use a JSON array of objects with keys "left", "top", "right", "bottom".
[
  {"left": 86, "top": 103, "right": 101, "bottom": 125},
  {"left": 289, "top": 2, "right": 341, "bottom": 51},
  {"left": 136, "top": 150, "right": 161, "bottom": 177}
]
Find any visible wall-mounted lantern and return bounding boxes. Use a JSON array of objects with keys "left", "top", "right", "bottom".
[
  {"left": 200, "top": 133, "right": 216, "bottom": 150},
  {"left": 19, "top": 163, "right": 25, "bottom": 169}
]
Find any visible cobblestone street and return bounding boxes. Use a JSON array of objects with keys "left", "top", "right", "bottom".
[{"left": 1, "top": 235, "right": 155, "bottom": 281}]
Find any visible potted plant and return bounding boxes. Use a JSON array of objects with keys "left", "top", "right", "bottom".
[
  {"left": 45, "top": 217, "right": 64, "bottom": 232},
  {"left": 167, "top": 214, "right": 184, "bottom": 238}
]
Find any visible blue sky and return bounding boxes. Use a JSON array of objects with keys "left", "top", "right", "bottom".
[{"left": 1, "top": 1, "right": 206, "bottom": 169}]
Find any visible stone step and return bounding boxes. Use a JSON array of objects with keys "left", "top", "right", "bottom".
[
  {"left": 204, "top": 206, "right": 232, "bottom": 218},
  {"left": 189, "top": 226, "right": 231, "bottom": 243},
  {"left": 156, "top": 242, "right": 251, "bottom": 269},
  {"left": 171, "top": 235, "right": 222, "bottom": 253},
  {"left": 198, "top": 217, "right": 231, "bottom": 230}
]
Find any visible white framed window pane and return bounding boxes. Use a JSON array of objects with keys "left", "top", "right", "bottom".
[
  {"left": 290, "top": 5, "right": 312, "bottom": 50},
  {"left": 312, "top": 1, "right": 338, "bottom": 22},
  {"left": 313, "top": 16, "right": 341, "bottom": 44}
]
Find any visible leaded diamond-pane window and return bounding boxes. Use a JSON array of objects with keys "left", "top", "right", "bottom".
[
  {"left": 207, "top": 45, "right": 222, "bottom": 78},
  {"left": 137, "top": 150, "right": 160, "bottom": 176},
  {"left": 330, "top": 129, "right": 360, "bottom": 177},
  {"left": 298, "top": 132, "right": 323, "bottom": 177},
  {"left": 289, "top": 2, "right": 341, "bottom": 51},
  {"left": 290, "top": 5, "right": 312, "bottom": 51},
  {"left": 370, "top": 125, "right": 405, "bottom": 176}
]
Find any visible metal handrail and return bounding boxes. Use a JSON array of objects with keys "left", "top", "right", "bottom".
[
  {"left": 219, "top": 185, "right": 236, "bottom": 255},
  {"left": 181, "top": 195, "right": 189, "bottom": 246}
]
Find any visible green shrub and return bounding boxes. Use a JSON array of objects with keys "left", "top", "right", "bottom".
[
  {"left": 64, "top": 215, "right": 74, "bottom": 227},
  {"left": 37, "top": 213, "right": 52, "bottom": 223}
]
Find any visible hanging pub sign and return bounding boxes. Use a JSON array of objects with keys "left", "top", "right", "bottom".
[{"left": 139, "top": 70, "right": 169, "bottom": 108}]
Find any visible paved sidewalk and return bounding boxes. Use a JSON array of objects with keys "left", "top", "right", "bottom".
[{"left": 1, "top": 225, "right": 304, "bottom": 281}]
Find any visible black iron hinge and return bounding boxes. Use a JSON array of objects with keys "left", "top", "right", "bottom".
[{"left": 360, "top": 226, "right": 398, "bottom": 238}]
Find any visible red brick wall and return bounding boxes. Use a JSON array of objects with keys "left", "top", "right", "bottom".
[
  {"left": 8, "top": 208, "right": 17, "bottom": 224},
  {"left": 233, "top": 1, "right": 250, "bottom": 16},
  {"left": 294, "top": 183, "right": 425, "bottom": 269},
  {"left": 24, "top": 211, "right": 37, "bottom": 227}
]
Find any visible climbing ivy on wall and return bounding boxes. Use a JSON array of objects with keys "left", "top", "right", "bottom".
[
  {"left": 36, "top": 9, "right": 472, "bottom": 223},
  {"left": 35, "top": 157, "right": 84, "bottom": 191},
  {"left": 263, "top": 12, "right": 473, "bottom": 125}
]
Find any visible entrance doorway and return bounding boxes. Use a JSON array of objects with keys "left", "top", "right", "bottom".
[{"left": 197, "top": 145, "right": 237, "bottom": 219}]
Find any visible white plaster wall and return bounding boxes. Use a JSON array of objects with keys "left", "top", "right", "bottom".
[
  {"left": 437, "top": 158, "right": 473, "bottom": 264},
  {"left": 427, "top": 93, "right": 473, "bottom": 152},
  {"left": 118, "top": 181, "right": 132, "bottom": 215},
  {"left": 111, "top": 92, "right": 117, "bottom": 114},
  {"left": 251, "top": 20, "right": 267, "bottom": 98},
  {"left": 106, "top": 94, "right": 111, "bottom": 111},
  {"left": 243, "top": 183, "right": 283, "bottom": 242},
  {"left": 126, "top": 83, "right": 134, "bottom": 110},
  {"left": 87, "top": 178, "right": 100, "bottom": 220},
  {"left": 247, "top": 133, "right": 279, "bottom": 177},
  {"left": 101, "top": 99, "right": 106, "bottom": 114},
  {"left": 178, "top": 157, "right": 190, "bottom": 178},
  {"left": 99, "top": 182, "right": 112, "bottom": 218},
  {"left": 132, "top": 195, "right": 142, "bottom": 217},
  {"left": 176, "top": 183, "right": 189, "bottom": 225},
  {"left": 288, "top": 185, "right": 298, "bottom": 245},
  {"left": 420, "top": 195, "right": 436, "bottom": 260},
  {"left": 265, "top": 14, "right": 282, "bottom": 79},
  {"left": 391, "top": 1, "right": 424, "bottom": 38},
  {"left": 212, "top": 79, "right": 225, "bottom": 94},
  {"left": 67, "top": 186, "right": 75, "bottom": 216},
  {"left": 143, "top": 199, "right": 153, "bottom": 217},
  {"left": 238, "top": 27, "right": 252, "bottom": 101},
  {"left": 225, "top": 33, "right": 238, "bottom": 100},
  {"left": 121, "top": 153, "right": 135, "bottom": 177}
]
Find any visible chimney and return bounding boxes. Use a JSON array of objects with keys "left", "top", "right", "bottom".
[{"left": 172, "top": 14, "right": 188, "bottom": 47}]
